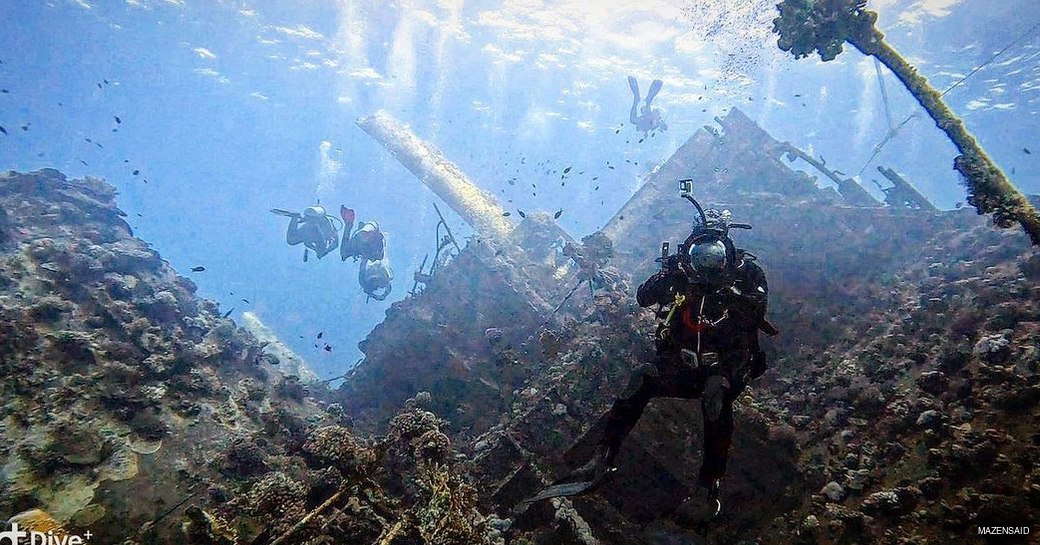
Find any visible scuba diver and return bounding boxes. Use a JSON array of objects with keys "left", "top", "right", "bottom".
[
  {"left": 272, "top": 205, "right": 340, "bottom": 261},
  {"left": 359, "top": 257, "right": 393, "bottom": 301},
  {"left": 523, "top": 179, "right": 776, "bottom": 522},
  {"left": 628, "top": 75, "right": 668, "bottom": 137},
  {"left": 339, "top": 206, "right": 392, "bottom": 301},
  {"left": 339, "top": 206, "right": 386, "bottom": 262}
]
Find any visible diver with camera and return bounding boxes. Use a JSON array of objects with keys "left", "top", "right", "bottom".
[{"left": 521, "top": 179, "right": 776, "bottom": 523}]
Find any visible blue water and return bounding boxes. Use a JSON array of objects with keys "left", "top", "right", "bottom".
[{"left": 1, "top": 0, "right": 1038, "bottom": 378}]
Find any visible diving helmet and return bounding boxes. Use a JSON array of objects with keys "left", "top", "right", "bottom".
[{"left": 687, "top": 240, "right": 728, "bottom": 272}]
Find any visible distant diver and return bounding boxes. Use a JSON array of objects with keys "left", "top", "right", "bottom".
[
  {"left": 522, "top": 180, "right": 776, "bottom": 523},
  {"left": 272, "top": 205, "right": 340, "bottom": 261},
  {"left": 339, "top": 206, "right": 386, "bottom": 262},
  {"left": 628, "top": 76, "right": 668, "bottom": 137},
  {"left": 339, "top": 206, "right": 392, "bottom": 301},
  {"left": 359, "top": 257, "right": 393, "bottom": 301}
]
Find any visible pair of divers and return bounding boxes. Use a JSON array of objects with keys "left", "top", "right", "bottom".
[
  {"left": 272, "top": 205, "right": 393, "bottom": 301},
  {"left": 523, "top": 179, "right": 776, "bottom": 524}
]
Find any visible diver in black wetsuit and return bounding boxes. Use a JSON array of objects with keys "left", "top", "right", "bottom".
[
  {"left": 629, "top": 76, "right": 668, "bottom": 137},
  {"left": 527, "top": 185, "right": 775, "bottom": 521}
]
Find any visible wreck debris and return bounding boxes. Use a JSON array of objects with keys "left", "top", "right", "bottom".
[
  {"left": 411, "top": 202, "right": 462, "bottom": 295},
  {"left": 357, "top": 111, "right": 513, "bottom": 242},
  {"left": 874, "top": 166, "right": 938, "bottom": 211},
  {"left": 777, "top": 142, "right": 880, "bottom": 207}
]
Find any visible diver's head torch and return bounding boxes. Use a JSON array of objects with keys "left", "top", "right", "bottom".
[{"left": 663, "top": 179, "right": 752, "bottom": 277}]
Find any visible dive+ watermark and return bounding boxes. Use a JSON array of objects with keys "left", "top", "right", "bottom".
[
  {"left": 0, "top": 523, "right": 92, "bottom": 545},
  {"left": 977, "top": 526, "right": 1030, "bottom": 536}
]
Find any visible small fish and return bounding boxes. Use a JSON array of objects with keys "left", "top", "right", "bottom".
[
  {"left": 508, "top": 179, "right": 515, "bottom": 185},
  {"left": 324, "top": 344, "right": 332, "bottom": 352},
  {"left": 619, "top": 215, "right": 625, "bottom": 220},
  {"left": 638, "top": 138, "right": 644, "bottom": 143},
  {"left": 608, "top": 166, "right": 615, "bottom": 170},
  {"left": 124, "top": 159, "right": 129, "bottom": 163},
  {"left": 132, "top": 170, "right": 140, "bottom": 175},
  {"left": 191, "top": 266, "right": 206, "bottom": 272},
  {"left": 592, "top": 176, "right": 598, "bottom": 180},
  {"left": 615, "top": 129, "right": 620, "bottom": 134},
  {"left": 594, "top": 186, "right": 599, "bottom": 191},
  {"left": 114, "top": 116, "right": 122, "bottom": 124},
  {"left": 502, "top": 212, "right": 511, "bottom": 217},
  {"left": 794, "top": 93, "right": 802, "bottom": 97},
  {"left": 517, "top": 209, "right": 526, "bottom": 218},
  {"left": 0, "top": 126, "right": 6, "bottom": 135},
  {"left": 317, "top": 332, "right": 323, "bottom": 339},
  {"left": 0, "top": 89, "right": 8, "bottom": 94},
  {"left": 554, "top": 209, "right": 563, "bottom": 219},
  {"left": 222, "top": 308, "right": 235, "bottom": 319},
  {"left": 242, "top": 298, "right": 250, "bottom": 304},
  {"left": 79, "top": 160, "right": 89, "bottom": 166},
  {"left": 20, "top": 124, "right": 29, "bottom": 131},
  {"left": 95, "top": 142, "right": 103, "bottom": 149},
  {"left": 1025, "top": 147, "right": 1032, "bottom": 155},
  {"left": 104, "top": 79, "right": 109, "bottom": 85},
  {"left": 97, "top": 83, "right": 102, "bottom": 89},
  {"left": 563, "top": 166, "right": 572, "bottom": 174},
  {"left": 85, "top": 138, "right": 93, "bottom": 143},
  {"left": 135, "top": 213, "right": 142, "bottom": 217}
]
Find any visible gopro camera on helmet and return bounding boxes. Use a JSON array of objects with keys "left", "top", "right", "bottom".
[{"left": 678, "top": 178, "right": 694, "bottom": 198}]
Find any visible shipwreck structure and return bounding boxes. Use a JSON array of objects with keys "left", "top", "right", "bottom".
[{"left": 331, "top": 108, "right": 1033, "bottom": 543}]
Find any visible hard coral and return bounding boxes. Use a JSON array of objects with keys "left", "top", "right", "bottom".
[
  {"left": 246, "top": 472, "right": 307, "bottom": 536},
  {"left": 302, "top": 426, "right": 373, "bottom": 474}
]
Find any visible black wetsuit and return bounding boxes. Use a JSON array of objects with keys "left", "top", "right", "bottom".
[{"left": 599, "top": 252, "right": 768, "bottom": 487}]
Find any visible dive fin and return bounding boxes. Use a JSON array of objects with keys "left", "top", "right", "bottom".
[
  {"left": 628, "top": 75, "right": 640, "bottom": 101},
  {"left": 340, "top": 205, "right": 355, "bottom": 224},
  {"left": 646, "top": 79, "right": 663, "bottom": 105}
]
